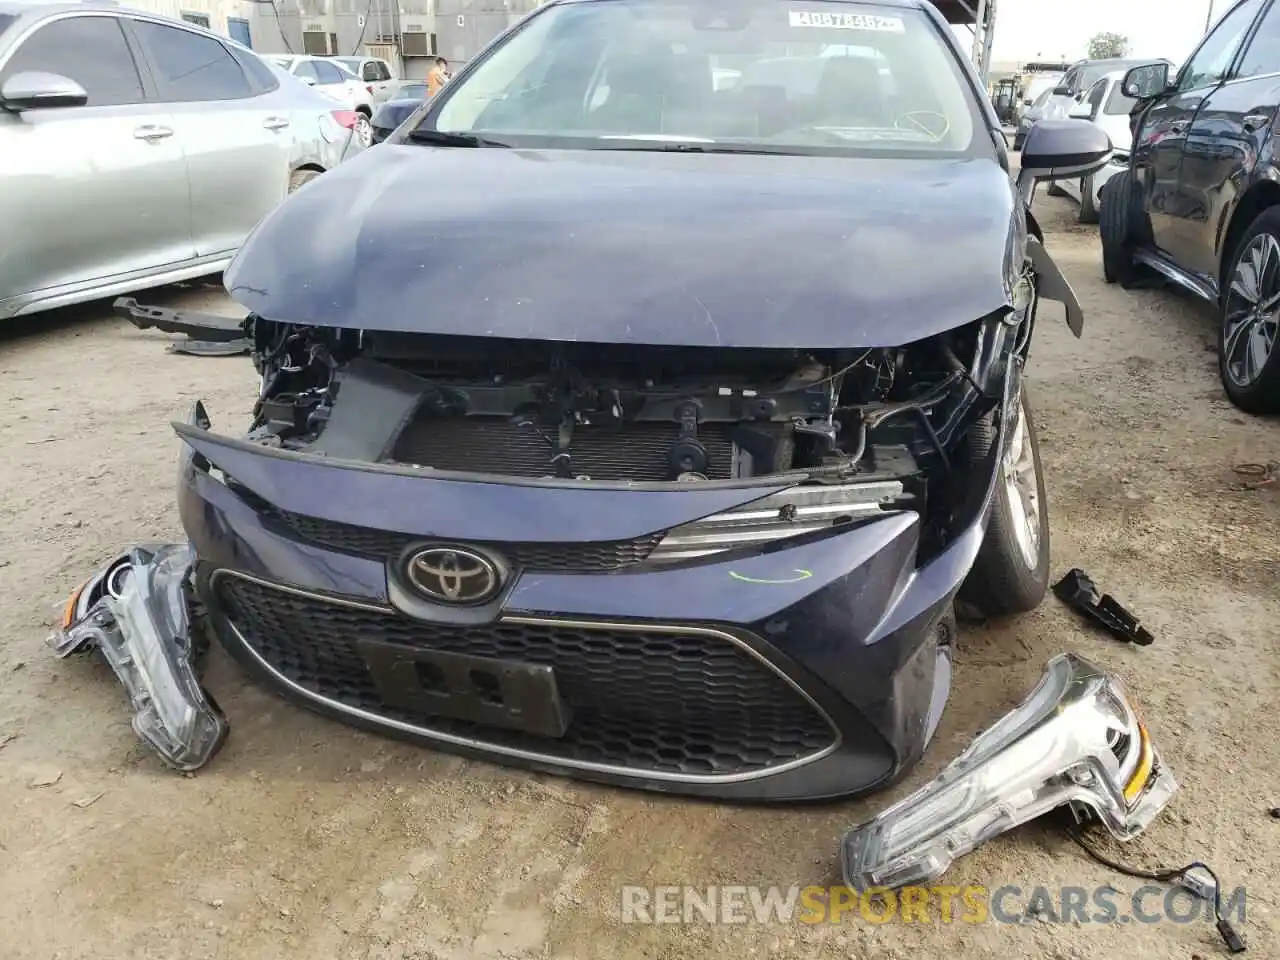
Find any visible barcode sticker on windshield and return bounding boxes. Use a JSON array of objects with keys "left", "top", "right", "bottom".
[{"left": 789, "top": 11, "right": 905, "bottom": 31}]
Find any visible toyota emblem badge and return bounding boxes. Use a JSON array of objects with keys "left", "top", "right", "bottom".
[{"left": 406, "top": 546, "right": 502, "bottom": 605}]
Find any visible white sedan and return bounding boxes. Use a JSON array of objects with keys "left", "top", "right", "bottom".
[
  {"left": 268, "top": 54, "right": 374, "bottom": 146},
  {"left": 1053, "top": 70, "right": 1137, "bottom": 224}
]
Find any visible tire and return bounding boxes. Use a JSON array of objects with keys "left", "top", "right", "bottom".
[
  {"left": 1099, "top": 169, "right": 1143, "bottom": 284},
  {"left": 288, "top": 169, "right": 322, "bottom": 193},
  {"left": 1013, "top": 133, "right": 1025, "bottom": 151},
  {"left": 1046, "top": 181, "right": 1068, "bottom": 197},
  {"left": 1077, "top": 174, "right": 1099, "bottom": 225},
  {"left": 353, "top": 113, "right": 372, "bottom": 148},
  {"left": 1217, "top": 206, "right": 1280, "bottom": 414},
  {"left": 958, "top": 384, "right": 1051, "bottom": 617}
]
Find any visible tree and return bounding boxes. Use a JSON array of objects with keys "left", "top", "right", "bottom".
[{"left": 1088, "top": 32, "right": 1130, "bottom": 59}]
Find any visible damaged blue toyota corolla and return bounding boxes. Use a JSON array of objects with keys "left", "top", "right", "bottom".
[{"left": 93, "top": 0, "right": 1114, "bottom": 800}]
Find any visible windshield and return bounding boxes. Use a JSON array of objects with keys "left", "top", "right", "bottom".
[
  {"left": 0, "top": 13, "right": 13, "bottom": 38},
  {"left": 416, "top": 0, "right": 983, "bottom": 157}
]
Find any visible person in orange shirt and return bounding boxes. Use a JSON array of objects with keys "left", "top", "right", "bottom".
[{"left": 426, "top": 57, "right": 450, "bottom": 97}]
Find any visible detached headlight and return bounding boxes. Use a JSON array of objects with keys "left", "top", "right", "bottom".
[{"left": 841, "top": 652, "right": 1177, "bottom": 892}]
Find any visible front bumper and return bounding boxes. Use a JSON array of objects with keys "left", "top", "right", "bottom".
[{"left": 176, "top": 405, "right": 1008, "bottom": 801}]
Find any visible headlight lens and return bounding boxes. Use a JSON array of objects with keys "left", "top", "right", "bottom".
[{"left": 841, "top": 653, "right": 1177, "bottom": 892}]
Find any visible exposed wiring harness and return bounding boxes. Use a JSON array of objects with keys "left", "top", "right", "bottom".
[{"left": 1067, "top": 824, "right": 1245, "bottom": 953}]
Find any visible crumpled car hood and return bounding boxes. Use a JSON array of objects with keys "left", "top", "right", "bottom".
[{"left": 225, "top": 145, "right": 1019, "bottom": 348}]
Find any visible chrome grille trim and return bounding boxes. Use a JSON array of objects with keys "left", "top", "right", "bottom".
[{"left": 649, "top": 480, "right": 905, "bottom": 561}]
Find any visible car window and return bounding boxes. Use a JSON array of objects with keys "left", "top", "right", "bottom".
[
  {"left": 426, "top": 0, "right": 985, "bottom": 158},
  {"left": 133, "top": 21, "right": 253, "bottom": 101},
  {"left": 292, "top": 60, "right": 319, "bottom": 81},
  {"left": 0, "top": 15, "right": 145, "bottom": 106},
  {"left": 1237, "top": 0, "right": 1280, "bottom": 77},
  {"left": 235, "top": 49, "right": 280, "bottom": 92},
  {"left": 1177, "top": 0, "right": 1264, "bottom": 91},
  {"left": 398, "top": 82, "right": 429, "bottom": 98},
  {"left": 1059, "top": 67, "right": 1080, "bottom": 93},
  {"left": 361, "top": 61, "right": 380, "bottom": 81},
  {"left": 313, "top": 61, "right": 347, "bottom": 85},
  {"left": 0, "top": 13, "right": 15, "bottom": 38},
  {"left": 376, "top": 60, "right": 392, "bottom": 81},
  {"left": 1084, "top": 77, "right": 1107, "bottom": 111},
  {"left": 1103, "top": 79, "right": 1136, "bottom": 115}
]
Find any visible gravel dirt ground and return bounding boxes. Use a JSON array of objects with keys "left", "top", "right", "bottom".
[{"left": 1, "top": 191, "right": 1277, "bottom": 960}]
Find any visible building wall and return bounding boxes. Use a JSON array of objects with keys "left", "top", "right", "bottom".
[{"left": 122, "top": 0, "right": 259, "bottom": 45}]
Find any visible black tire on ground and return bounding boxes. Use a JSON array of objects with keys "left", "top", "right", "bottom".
[
  {"left": 1099, "top": 169, "right": 1141, "bottom": 284},
  {"left": 289, "top": 169, "right": 322, "bottom": 193},
  {"left": 1078, "top": 174, "right": 1099, "bottom": 224},
  {"left": 957, "top": 385, "right": 1051, "bottom": 617},
  {"left": 1046, "top": 180, "right": 1068, "bottom": 197},
  {"left": 1012, "top": 134, "right": 1025, "bottom": 151},
  {"left": 1217, "top": 205, "right": 1280, "bottom": 414}
]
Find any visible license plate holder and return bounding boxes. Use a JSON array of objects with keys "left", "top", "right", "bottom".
[{"left": 356, "top": 639, "right": 571, "bottom": 738}]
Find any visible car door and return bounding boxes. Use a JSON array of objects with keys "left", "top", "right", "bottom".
[
  {"left": 1173, "top": 0, "right": 1280, "bottom": 281},
  {"left": 128, "top": 17, "right": 292, "bottom": 259},
  {"left": 1132, "top": 0, "right": 1265, "bottom": 259},
  {"left": 362, "top": 59, "right": 393, "bottom": 104},
  {"left": 313, "top": 59, "right": 356, "bottom": 108},
  {"left": 0, "top": 12, "right": 194, "bottom": 311}
]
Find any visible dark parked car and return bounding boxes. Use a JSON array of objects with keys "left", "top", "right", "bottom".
[
  {"left": 1101, "top": 0, "right": 1280, "bottom": 413},
  {"left": 120, "top": 0, "right": 1109, "bottom": 799},
  {"left": 370, "top": 97, "right": 425, "bottom": 144}
]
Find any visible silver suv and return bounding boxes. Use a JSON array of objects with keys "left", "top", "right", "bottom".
[{"left": 0, "top": 1, "right": 365, "bottom": 319}]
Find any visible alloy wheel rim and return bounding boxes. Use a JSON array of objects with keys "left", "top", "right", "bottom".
[
  {"left": 1002, "top": 391, "right": 1042, "bottom": 571},
  {"left": 356, "top": 115, "right": 372, "bottom": 148},
  {"left": 1223, "top": 233, "right": 1280, "bottom": 388}
]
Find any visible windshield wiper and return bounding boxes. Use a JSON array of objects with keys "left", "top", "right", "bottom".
[
  {"left": 405, "top": 129, "right": 511, "bottom": 148},
  {"left": 589, "top": 141, "right": 802, "bottom": 155}
]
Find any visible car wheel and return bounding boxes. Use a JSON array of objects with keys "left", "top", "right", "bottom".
[
  {"left": 1099, "top": 169, "right": 1143, "bottom": 284},
  {"left": 1046, "top": 180, "right": 1068, "bottom": 198},
  {"left": 288, "top": 169, "right": 322, "bottom": 193},
  {"left": 1077, "top": 174, "right": 1099, "bottom": 224},
  {"left": 354, "top": 113, "right": 372, "bottom": 148},
  {"left": 958, "top": 383, "right": 1050, "bottom": 617},
  {"left": 1218, "top": 207, "right": 1280, "bottom": 414},
  {"left": 1012, "top": 133, "right": 1025, "bottom": 151}
]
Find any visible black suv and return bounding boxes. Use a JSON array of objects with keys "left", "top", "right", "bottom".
[{"left": 1100, "top": 0, "right": 1280, "bottom": 413}]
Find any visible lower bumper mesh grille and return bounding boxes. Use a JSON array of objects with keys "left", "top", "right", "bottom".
[{"left": 215, "top": 575, "right": 836, "bottom": 778}]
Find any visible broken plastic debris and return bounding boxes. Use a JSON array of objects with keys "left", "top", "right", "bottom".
[{"left": 1052, "top": 568, "right": 1154, "bottom": 646}]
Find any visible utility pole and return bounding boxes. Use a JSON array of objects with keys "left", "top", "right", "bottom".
[{"left": 1205, "top": 0, "right": 1215, "bottom": 32}]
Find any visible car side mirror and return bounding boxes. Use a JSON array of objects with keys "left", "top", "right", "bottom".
[
  {"left": 1022, "top": 97, "right": 1033, "bottom": 106},
  {"left": 0, "top": 71, "right": 88, "bottom": 111},
  {"left": 1015, "top": 119, "right": 1113, "bottom": 196},
  {"left": 1122, "top": 62, "right": 1170, "bottom": 99},
  {"left": 1052, "top": 84, "right": 1072, "bottom": 96},
  {"left": 1068, "top": 101, "right": 1095, "bottom": 120},
  {"left": 299, "top": 75, "right": 317, "bottom": 86}
]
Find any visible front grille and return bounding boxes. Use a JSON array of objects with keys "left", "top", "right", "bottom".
[
  {"left": 393, "top": 417, "right": 738, "bottom": 481},
  {"left": 267, "top": 508, "right": 663, "bottom": 572},
  {"left": 216, "top": 575, "right": 836, "bottom": 778}
]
